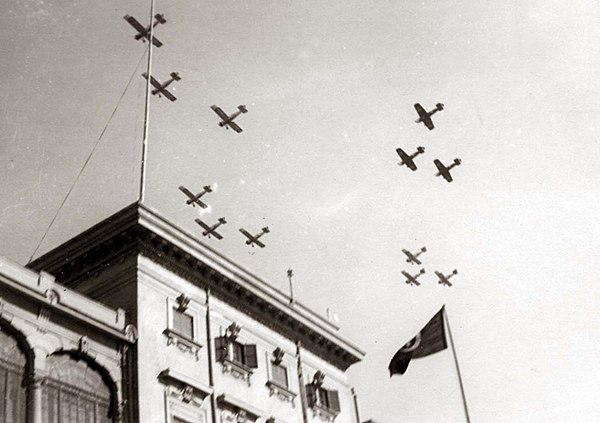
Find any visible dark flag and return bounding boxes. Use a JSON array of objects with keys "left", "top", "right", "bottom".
[{"left": 389, "top": 307, "right": 448, "bottom": 376}]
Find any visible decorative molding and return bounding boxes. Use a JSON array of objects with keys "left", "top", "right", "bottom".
[
  {"left": 226, "top": 322, "right": 241, "bottom": 340},
  {"left": 312, "top": 404, "right": 338, "bottom": 422},
  {"left": 124, "top": 324, "right": 139, "bottom": 342},
  {"left": 313, "top": 370, "right": 325, "bottom": 387},
  {"left": 216, "top": 394, "right": 262, "bottom": 422},
  {"left": 45, "top": 289, "right": 60, "bottom": 305},
  {"left": 266, "top": 380, "right": 296, "bottom": 406},
  {"left": 163, "top": 329, "right": 202, "bottom": 361},
  {"left": 221, "top": 357, "right": 253, "bottom": 386},
  {"left": 272, "top": 347, "right": 284, "bottom": 365},
  {"left": 37, "top": 306, "right": 50, "bottom": 333},
  {"left": 176, "top": 293, "right": 191, "bottom": 311}
]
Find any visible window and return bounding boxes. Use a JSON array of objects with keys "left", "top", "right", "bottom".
[
  {"left": 229, "top": 340, "right": 258, "bottom": 369},
  {"left": 306, "top": 384, "right": 341, "bottom": 415},
  {"left": 172, "top": 307, "right": 194, "bottom": 340},
  {"left": 43, "top": 354, "right": 113, "bottom": 423},
  {"left": 172, "top": 417, "right": 192, "bottom": 423},
  {"left": 271, "top": 363, "right": 288, "bottom": 388}
]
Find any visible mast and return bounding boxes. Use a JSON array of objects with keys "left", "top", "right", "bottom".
[{"left": 139, "top": 0, "right": 155, "bottom": 203}]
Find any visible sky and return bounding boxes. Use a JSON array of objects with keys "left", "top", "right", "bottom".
[{"left": 2, "top": 0, "right": 600, "bottom": 421}]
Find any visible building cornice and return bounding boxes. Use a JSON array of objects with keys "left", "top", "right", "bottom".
[
  {"left": 29, "top": 202, "right": 365, "bottom": 370},
  {"left": 0, "top": 256, "right": 132, "bottom": 342}
]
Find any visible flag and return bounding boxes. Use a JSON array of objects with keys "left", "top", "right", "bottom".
[{"left": 389, "top": 306, "right": 447, "bottom": 376}]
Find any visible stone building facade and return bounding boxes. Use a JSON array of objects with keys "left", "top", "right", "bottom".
[{"left": 1, "top": 202, "right": 364, "bottom": 422}]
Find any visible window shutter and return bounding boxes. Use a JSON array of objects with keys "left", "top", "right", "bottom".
[
  {"left": 327, "top": 389, "right": 341, "bottom": 413},
  {"left": 214, "top": 336, "right": 228, "bottom": 362},
  {"left": 305, "top": 384, "right": 316, "bottom": 408},
  {"left": 243, "top": 344, "right": 258, "bottom": 368}
]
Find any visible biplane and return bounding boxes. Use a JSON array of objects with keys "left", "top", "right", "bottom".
[
  {"left": 434, "top": 158, "right": 461, "bottom": 182},
  {"left": 402, "top": 247, "right": 427, "bottom": 265},
  {"left": 414, "top": 103, "right": 444, "bottom": 130},
  {"left": 195, "top": 218, "right": 227, "bottom": 240},
  {"left": 142, "top": 72, "right": 181, "bottom": 102},
  {"left": 179, "top": 185, "right": 212, "bottom": 208},
  {"left": 401, "top": 269, "right": 426, "bottom": 286},
  {"left": 435, "top": 269, "right": 458, "bottom": 287},
  {"left": 124, "top": 14, "right": 166, "bottom": 47},
  {"left": 239, "top": 227, "right": 269, "bottom": 248},
  {"left": 396, "top": 147, "right": 425, "bottom": 171},
  {"left": 211, "top": 105, "right": 248, "bottom": 133}
]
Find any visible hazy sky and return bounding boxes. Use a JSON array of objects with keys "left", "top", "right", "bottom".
[{"left": 2, "top": 1, "right": 600, "bottom": 421}]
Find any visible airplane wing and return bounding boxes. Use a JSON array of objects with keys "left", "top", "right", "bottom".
[
  {"left": 227, "top": 121, "right": 243, "bottom": 133},
  {"left": 124, "top": 15, "right": 146, "bottom": 34},
  {"left": 150, "top": 36, "right": 163, "bottom": 48},
  {"left": 212, "top": 231, "right": 223, "bottom": 240},
  {"left": 414, "top": 104, "right": 434, "bottom": 130},
  {"left": 254, "top": 239, "right": 266, "bottom": 248},
  {"left": 162, "top": 89, "right": 177, "bottom": 102},
  {"left": 211, "top": 105, "right": 229, "bottom": 121},
  {"left": 193, "top": 198, "right": 208, "bottom": 209},
  {"left": 195, "top": 219, "right": 211, "bottom": 232},
  {"left": 434, "top": 160, "right": 453, "bottom": 182},
  {"left": 179, "top": 186, "right": 195, "bottom": 200},
  {"left": 142, "top": 73, "right": 163, "bottom": 91},
  {"left": 239, "top": 228, "right": 253, "bottom": 240}
]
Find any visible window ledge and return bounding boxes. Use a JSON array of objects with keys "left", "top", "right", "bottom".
[
  {"left": 221, "top": 358, "right": 254, "bottom": 386},
  {"left": 266, "top": 380, "right": 297, "bottom": 406},
  {"left": 311, "top": 404, "right": 339, "bottom": 422},
  {"left": 163, "top": 329, "right": 203, "bottom": 361}
]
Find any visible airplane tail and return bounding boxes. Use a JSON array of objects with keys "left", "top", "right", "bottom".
[
  {"left": 170, "top": 72, "right": 181, "bottom": 81},
  {"left": 262, "top": 227, "right": 270, "bottom": 233},
  {"left": 421, "top": 246, "right": 427, "bottom": 253},
  {"left": 204, "top": 185, "right": 213, "bottom": 192},
  {"left": 436, "top": 103, "right": 444, "bottom": 110},
  {"left": 154, "top": 14, "right": 166, "bottom": 24},
  {"left": 238, "top": 105, "right": 248, "bottom": 113},
  {"left": 454, "top": 158, "right": 462, "bottom": 166}
]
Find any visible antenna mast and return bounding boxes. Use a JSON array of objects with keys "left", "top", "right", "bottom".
[
  {"left": 139, "top": 0, "right": 155, "bottom": 203},
  {"left": 287, "top": 269, "right": 295, "bottom": 306}
]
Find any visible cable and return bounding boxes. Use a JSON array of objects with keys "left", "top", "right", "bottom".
[{"left": 28, "top": 49, "right": 147, "bottom": 264}]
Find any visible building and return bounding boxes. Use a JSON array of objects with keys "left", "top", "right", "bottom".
[{"left": 1, "top": 202, "right": 365, "bottom": 422}]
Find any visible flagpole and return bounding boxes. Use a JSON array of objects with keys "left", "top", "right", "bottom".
[
  {"left": 139, "top": 0, "right": 155, "bottom": 204},
  {"left": 443, "top": 307, "right": 471, "bottom": 423}
]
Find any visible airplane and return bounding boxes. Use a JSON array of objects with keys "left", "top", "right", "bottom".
[
  {"left": 402, "top": 247, "right": 427, "bottom": 265},
  {"left": 142, "top": 72, "right": 181, "bottom": 102},
  {"left": 401, "top": 269, "right": 425, "bottom": 286},
  {"left": 239, "top": 227, "right": 269, "bottom": 248},
  {"left": 396, "top": 147, "right": 425, "bottom": 171},
  {"left": 211, "top": 105, "right": 248, "bottom": 133},
  {"left": 434, "top": 158, "right": 461, "bottom": 182},
  {"left": 414, "top": 103, "right": 444, "bottom": 130},
  {"left": 435, "top": 269, "right": 458, "bottom": 287},
  {"left": 178, "top": 185, "right": 212, "bottom": 208},
  {"left": 124, "top": 14, "right": 166, "bottom": 47},
  {"left": 195, "top": 218, "right": 226, "bottom": 240}
]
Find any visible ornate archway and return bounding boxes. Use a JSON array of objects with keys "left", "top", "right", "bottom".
[
  {"left": 0, "top": 319, "right": 33, "bottom": 423},
  {"left": 42, "top": 351, "right": 117, "bottom": 423}
]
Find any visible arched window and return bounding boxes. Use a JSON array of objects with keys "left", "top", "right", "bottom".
[
  {"left": 43, "top": 354, "right": 113, "bottom": 423},
  {"left": 0, "top": 327, "right": 27, "bottom": 422}
]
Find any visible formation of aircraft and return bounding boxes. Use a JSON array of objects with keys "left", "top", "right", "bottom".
[
  {"left": 211, "top": 105, "right": 248, "bottom": 133},
  {"left": 414, "top": 103, "right": 444, "bottom": 131},
  {"left": 402, "top": 269, "right": 425, "bottom": 286},
  {"left": 142, "top": 72, "right": 181, "bottom": 102},
  {"left": 434, "top": 158, "right": 462, "bottom": 183},
  {"left": 195, "top": 218, "right": 227, "bottom": 240},
  {"left": 396, "top": 147, "right": 425, "bottom": 171},
  {"left": 435, "top": 269, "right": 458, "bottom": 287},
  {"left": 179, "top": 185, "right": 212, "bottom": 208},
  {"left": 124, "top": 14, "right": 166, "bottom": 47},
  {"left": 239, "top": 227, "right": 270, "bottom": 248},
  {"left": 402, "top": 247, "right": 427, "bottom": 265}
]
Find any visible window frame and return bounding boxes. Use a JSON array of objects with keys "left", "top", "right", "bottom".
[{"left": 166, "top": 298, "right": 200, "bottom": 343}]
